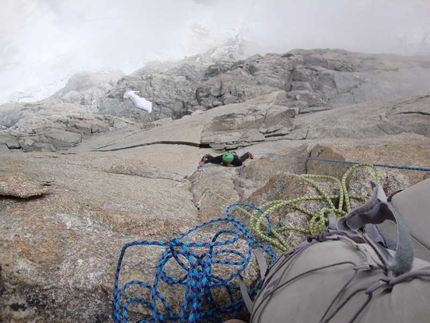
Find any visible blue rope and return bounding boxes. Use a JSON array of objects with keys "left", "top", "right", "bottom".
[
  {"left": 113, "top": 203, "right": 277, "bottom": 323},
  {"left": 262, "top": 153, "right": 430, "bottom": 172}
]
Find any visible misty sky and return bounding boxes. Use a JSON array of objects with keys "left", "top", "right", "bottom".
[{"left": 1, "top": 0, "right": 429, "bottom": 103}]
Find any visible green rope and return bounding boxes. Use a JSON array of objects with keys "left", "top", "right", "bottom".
[
  {"left": 195, "top": 164, "right": 379, "bottom": 252},
  {"left": 246, "top": 163, "right": 380, "bottom": 251}
]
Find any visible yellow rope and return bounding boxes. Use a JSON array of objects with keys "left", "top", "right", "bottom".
[{"left": 195, "top": 164, "right": 380, "bottom": 252}]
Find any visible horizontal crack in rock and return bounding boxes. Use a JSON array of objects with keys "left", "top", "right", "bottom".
[
  {"left": 96, "top": 140, "right": 202, "bottom": 152},
  {"left": 104, "top": 169, "right": 185, "bottom": 182},
  {"left": 394, "top": 111, "right": 430, "bottom": 116}
]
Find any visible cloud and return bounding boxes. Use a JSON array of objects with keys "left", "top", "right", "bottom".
[{"left": 1, "top": 0, "right": 429, "bottom": 103}]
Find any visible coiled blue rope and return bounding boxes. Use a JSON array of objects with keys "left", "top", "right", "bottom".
[{"left": 113, "top": 203, "right": 277, "bottom": 323}]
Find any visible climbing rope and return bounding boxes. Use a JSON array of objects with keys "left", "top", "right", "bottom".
[
  {"left": 200, "top": 164, "right": 380, "bottom": 252},
  {"left": 257, "top": 153, "right": 430, "bottom": 172},
  {"left": 113, "top": 214, "right": 277, "bottom": 323},
  {"left": 114, "top": 164, "right": 381, "bottom": 321}
]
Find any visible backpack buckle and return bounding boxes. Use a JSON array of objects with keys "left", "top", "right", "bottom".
[
  {"left": 353, "top": 263, "right": 376, "bottom": 272},
  {"left": 365, "top": 278, "right": 390, "bottom": 294}
]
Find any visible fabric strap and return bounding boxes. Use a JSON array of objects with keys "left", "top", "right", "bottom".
[{"left": 337, "top": 183, "right": 414, "bottom": 276}]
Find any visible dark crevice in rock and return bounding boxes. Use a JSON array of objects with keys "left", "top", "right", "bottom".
[
  {"left": 394, "top": 111, "right": 430, "bottom": 116},
  {"left": 287, "top": 67, "right": 295, "bottom": 91},
  {"left": 105, "top": 170, "right": 185, "bottom": 182},
  {"left": 304, "top": 129, "right": 310, "bottom": 140},
  {"left": 376, "top": 123, "right": 405, "bottom": 135},
  {"left": 298, "top": 108, "right": 331, "bottom": 114},
  {"left": 265, "top": 132, "right": 290, "bottom": 138},
  {"left": 26, "top": 293, "right": 51, "bottom": 310},
  {"left": 10, "top": 303, "right": 27, "bottom": 311},
  {"left": 97, "top": 141, "right": 203, "bottom": 152},
  {"left": 304, "top": 146, "right": 313, "bottom": 174},
  {"left": 0, "top": 194, "right": 48, "bottom": 201}
]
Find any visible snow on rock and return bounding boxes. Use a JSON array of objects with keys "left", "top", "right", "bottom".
[{"left": 123, "top": 90, "right": 152, "bottom": 113}]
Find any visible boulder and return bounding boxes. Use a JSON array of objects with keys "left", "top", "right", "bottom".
[
  {"left": 0, "top": 131, "right": 20, "bottom": 149},
  {"left": 67, "top": 117, "right": 111, "bottom": 135},
  {"left": 45, "top": 71, "right": 124, "bottom": 105},
  {"left": 43, "top": 129, "right": 83, "bottom": 150},
  {"left": 346, "top": 166, "right": 411, "bottom": 210},
  {"left": 18, "top": 138, "right": 35, "bottom": 152},
  {"left": 245, "top": 174, "right": 322, "bottom": 248},
  {"left": 307, "top": 144, "right": 350, "bottom": 178},
  {"left": 387, "top": 95, "right": 430, "bottom": 137},
  {"left": 99, "top": 74, "right": 197, "bottom": 122},
  {"left": 201, "top": 91, "right": 297, "bottom": 150},
  {"left": 235, "top": 145, "right": 310, "bottom": 199},
  {"left": 0, "top": 102, "right": 116, "bottom": 151},
  {"left": 0, "top": 174, "right": 51, "bottom": 198}
]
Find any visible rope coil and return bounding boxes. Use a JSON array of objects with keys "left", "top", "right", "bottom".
[
  {"left": 206, "top": 164, "right": 380, "bottom": 251},
  {"left": 113, "top": 213, "right": 277, "bottom": 322},
  {"left": 257, "top": 164, "right": 379, "bottom": 250},
  {"left": 114, "top": 164, "right": 383, "bottom": 321}
]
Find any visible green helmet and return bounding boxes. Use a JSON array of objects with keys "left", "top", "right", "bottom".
[{"left": 222, "top": 152, "right": 234, "bottom": 163}]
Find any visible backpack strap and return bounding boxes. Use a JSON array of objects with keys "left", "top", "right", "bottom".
[
  {"left": 239, "top": 248, "right": 271, "bottom": 313},
  {"left": 364, "top": 223, "right": 397, "bottom": 250},
  {"left": 337, "top": 182, "right": 414, "bottom": 277},
  {"left": 239, "top": 276, "right": 254, "bottom": 313},
  {"left": 254, "top": 248, "right": 269, "bottom": 280}
]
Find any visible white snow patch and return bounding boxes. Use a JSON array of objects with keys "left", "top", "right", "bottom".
[{"left": 123, "top": 90, "right": 153, "bottom": 113}]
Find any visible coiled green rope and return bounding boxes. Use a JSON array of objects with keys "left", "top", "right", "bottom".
[{"left": 238, "top": 164, "right": 380, "bottom": 251}]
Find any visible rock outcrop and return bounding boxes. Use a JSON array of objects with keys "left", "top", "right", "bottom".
[
  {"left": 93, "top": 93, "right": 430, "bottom": 153},
  {"left": 0, "top": 99, "right": 140, "bottom": 153},
  {"left": 44, "top": 71, "right": 124, "bottom": 106},
  {"left": 2, "top": 49, "right": 430, "bottom": 152},
  {"left": 97, "top": 50, "right": 430, "bottom": 124}
]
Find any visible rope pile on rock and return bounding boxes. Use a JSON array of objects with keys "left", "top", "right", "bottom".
[
  {"left": 242, "top": 164, "right": 380, "bottom": 251},
  {"left": 113, "top": 164, "right": 382, "bottom": 321},
  {"left": 113, "top": 215, "right": 277, "bottom": 322}
]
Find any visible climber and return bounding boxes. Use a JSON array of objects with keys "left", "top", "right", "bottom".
[{"left": 198, "top": 151, "right": 254, "bottom": 168}]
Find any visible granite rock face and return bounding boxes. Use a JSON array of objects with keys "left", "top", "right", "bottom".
[
  {"left": 44, "top": 71, "right": 124, "bottom": 106},
  {"left": 2, "top": 49, "right": 430, "bottom": 152},
  {"left": 385, "top": 95, "right": 430, "bottom": 137},
  {"left": 1, "top": 47, "right": 430, "bottom": 322},
  {"left": 0, "top": 136, "right": 428, "bottom": 322},
  {"left": 0, "top": 101, "right": 140, "bottom": 152},
  {"left": 97, "top": 49, "right": 430, "bottom": 123},
  {"left": 200, "top": 91, "right": 297, "bottom": 150}
]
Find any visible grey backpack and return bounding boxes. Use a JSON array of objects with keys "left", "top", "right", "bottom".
[{"left": 247, "top": 179, "right": 430, "bottom": 323}]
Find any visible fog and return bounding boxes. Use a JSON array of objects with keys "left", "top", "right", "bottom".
[{"left": 1, "top": 0, "right": 429, "bottom": 103}]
